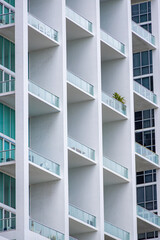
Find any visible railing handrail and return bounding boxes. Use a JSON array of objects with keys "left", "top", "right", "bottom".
[
  {"left": 0, "top": 79, "right": 15, "bottom": 83},
  {"left": 103, "top": 155, "right": 128, "bottom": 172},
  {"left": 132, "top": 20, "right": 155, "bottom": 42},
  {"left": 68, "top": 136, "right": 95, "bottom": 153},
  {"left": 29, "top": 148, "right": 60, "bottom": 167},
  {"left": 0, "top": 149, "right": 15, "bottom": 153},
  {"left": 104, "top": 220, "right": 130, "bottom": 235},
  {"left": 29, "top": 218, "right": 64, "bottom": 236},
  {"left": 101, "top": 29, "right": 125, "bottom": 47},
  {"left": 66, "top": 6, "right": 92, "bottom": 25},
  {"left": 28, "top": 80, "right": 59, "bottom": 100},
  {"left": 0, "top": 217, "right": 15, "bottom": 221},
  {"left": 28, "top": 12, "right": 58, "bottom": 34},
  {"left": 135, "top": 142, "right": 159, "bottom": 157},
  {"left": 102, "top": 91, "right": 127, "bottom": 108},
  {"left": 69, "top": 203, "right": 96, "bottom": 219},
  {"left": 67, "top": 70, "right": 94, "bottom": 88},
  {"left": 0, "top": 12, "right": 15, "bottom": 17},
  {"left": 134, "top": 81, "right": 156, "bottom": 96}
]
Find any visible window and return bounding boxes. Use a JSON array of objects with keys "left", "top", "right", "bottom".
[
  {"left": 135, "top": 109, "right": 154, "bottom": 130},
  {"left": 0, "top": 172, "right": 15, "bottom": 208},
  {"left": 133, "top": 51, "right": 153, "bottom": 77},
  {"left": 0, "top": 36, "right": 15, "bottom": 72},
  {"left": 137, "top": 170, "right": 156, "bottom": 185},
  {"left": 137, "top": 184, "right": 157, "bottom": 211},
  {"left": 0, "top": 103, "right": 15, "bottom": 139},
  {"left": 135, "top": 76, "right": 153, "bottom": 91},
  {"left": 132, "top": 1, "right": 152, "bottom": 33},
  {"left": 135, "top": 129, "right": 155, "bottom": 152},
  {"left": 138, "top": 231, "right": 158, "bottom": 239}
]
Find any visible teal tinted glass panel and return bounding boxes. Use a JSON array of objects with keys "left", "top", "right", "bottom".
[
  {"left": 0, "top": 103, "right": 3, "bottom": 133},
  {"left": 0, "top": 70, "right": 2, "bottom": 82},
  {"left": 11, "top": 144, "right": 15, "bottom": 159},
  {"left": 11, "top": 43, "right": 15, "bottom": 72},
  {"left": 4, "top": 174, "right": 10, "bottom": 206},
  {"left": 0, "top": 37, "right": 3, "bottom": 65},
  {"left": 0, "top": 208, "right": 2, "bottom": 230},
  {"left": 4, "top": 7, "right": 9, "bottom": 24},
  {"left": 0, "top": 4, "right": 2, "bottom": 14},
  {"left": 0, "top": 70, "right": 2, "bottom": 93},
  {"left": 10, "top": 0, "right": 15, "bottom": 7},
  {"left": 11, "top": 109, "right": 15, "bottom": 139},
  {"left": 11, "top": 177, "right": 15, "bottom": 208},
  {"left": 0, "top": 173, "right": 3, "bottom": 203},
  {"left": 4, "top": 0, "right": 15, "bottom": 7},
  {"left": 4, "top": 105, "right": 10, "bottom": 137},
  {"left": 4, "top": 73, "right": 9, "bottom": 92},
  {"left": 4, "top": 39, "right": 10, "bottom": 69},
  {"left": 0, "top": 138, "right": 3, "bottom": 163},
  {"left": 4, "top": 140, "right": 9, "bottom": 159}
]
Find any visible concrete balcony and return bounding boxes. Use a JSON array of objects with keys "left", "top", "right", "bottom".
[
  {"left": 103, "top": 156, "right": 129, "bottom": 185},
  {"left": 137, "top": 205, "right": 160, "bottom": 233},
  {"left": 135, "top": 142, "right": 159, "bottom": 171},
  {"left": 68, "top": 137, "right": 96, "bottom": 168},
  {"left": 0, "top": 78, "right": 60, "bottom": 116},
  {"left": 102, "top": 91, "right": 127, "bottom": 123},
  {"left": 29, "top": 219, "right": 64, "bottom": 240},
  {"left": 104, "top": 221, "right": 130, "bottom": 240},
  {"left": 67, "top": 71, "right": 94, "bottom": 103},
  {"left": 0, "top": 149, "right": 61, "bottom": 184},
  {"left": 101, "top": 30, "right": 126, "bottom": 61},
  {"left": 132, "top": 21, "right": 156, "bottom": 52},
  {"left": 66, "top": 6, "right": 93, "bottom": 40},
  {"left": 69, "top": 204, "right": 97, "bottom": 235},
  {"left": 134, "top": 81, "right": 158, "bottom": 111},
  {"left": 0, "top": 12, "right": 59, "bottom": 51}
]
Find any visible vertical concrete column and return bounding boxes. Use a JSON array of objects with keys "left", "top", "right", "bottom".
[
  {"left": 152, "top": 1, "right": 160, "bottom": 239},
  {"left": 15, "top": 0, "right": 29, "bottom": 239}
]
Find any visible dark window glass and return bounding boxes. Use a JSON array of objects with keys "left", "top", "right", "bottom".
[
  {"left": 137, "top": 187, "right": 144, "bottom": 203},
  {"left": 137, "top": 175, "right": 144, "bottom": 185},
  {"left": 147, "top": 232, "right": 154, "bottom": 239},
  {"left": 145, "top": 174, "right": 152, "bottom": 183}
]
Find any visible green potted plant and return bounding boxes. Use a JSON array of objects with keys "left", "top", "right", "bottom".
[{"left": 112, "top": 92, "right": 126, "bottom": 104}]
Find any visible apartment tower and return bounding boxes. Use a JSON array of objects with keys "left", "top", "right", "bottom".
[{"left": 0, "top": 0, "right": 160, "bottom": 240}]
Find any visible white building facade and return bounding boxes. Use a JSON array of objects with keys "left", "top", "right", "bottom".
[{"left": 0, "top": 0, "right": 160, "bottom": 240}]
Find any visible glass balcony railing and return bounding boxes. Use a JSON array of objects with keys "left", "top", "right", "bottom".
[
  {"left": 28, "top": 80, "right": 60, "bottom": 109},
  {"left": 101, "top": 30, "right": 125, "bottom": 54},
  {"left": 69, "top": 204, "right": 96, "bottom": 227},
  {"left": 66, "top": 7, "right": 92, "bottom": 33},
  {"left": 0, "top": 80, "right": 15, "bottom": 93},
  {"left": 134, "top": 81, "right": 157, "bottom": 104},
  {"left": 0, "top": 149, "right": 15, "bottom": 163},
  {"left": 102, "top": 92, "right": 127, "bottom": 116},
  {"left": 103, "top": 156, "right": 128, "bottom": 179},
  {"left": 137, "top": 205, "right": 160, "bottom": 226},
  {"left": 29, "top": 149, "right": 60, "bottom": 176},
  {"left": 0, "top": 217, "right": 16, "bottom": 232},
  {"left": 70, "top": 237, "right": 78, "bottom": 240},
  {"left": 67, "top": 71, "right": 94, "bottom": 96},
  {"left": 0, "top": 12, "right": 15, "bottom": 25},
  {"left": 28, "top": 13, "right": 58, "bottom": 42},
  {"left": 68, "top": 137, "right": 95, "bottom": 161},
  {"left": 29, "top": 219, "right": 64, "bottom": 240},
  {"left": 135, "top": 142, "right": 159, "bottom": 165},
  {"left": 104, "top": 221, "right": 130, "bottom": 240},
  {"left": 132, "top": 21, "right": 155, "bottom": 46}
]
